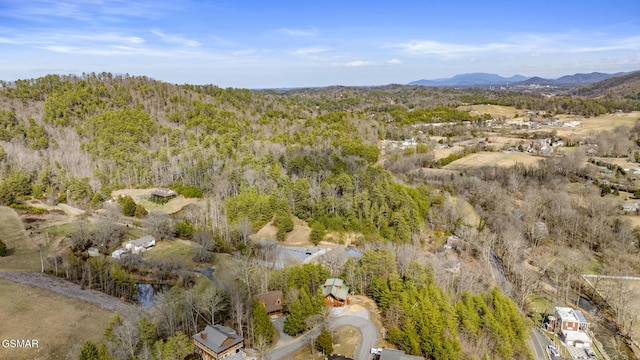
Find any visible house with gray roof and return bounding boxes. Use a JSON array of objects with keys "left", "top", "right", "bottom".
[
  {"left": 125, "top": 235, "right": 156, "bottom": 254},
  {"left": 192, "top": 324, "right": 244, "bottom": 360},
  {"left": 322, "top": 278, "right": 349, "bottom": 307}
]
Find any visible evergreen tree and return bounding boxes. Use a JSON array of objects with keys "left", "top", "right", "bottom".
[
  {"left": 78, "top": 341, "right": 99, "bottom": 360},
  {"left": 251, "top": 298, "right": 275, "bottom": 343},
  {"left": 283, "top": 297, "right": 306, "bottom": 335},
  {"left": 119, "top": 195, "right": 137, "bottom": 217},
  {"left": 315, "top": 326, "right": 333, "bottom": 355}
]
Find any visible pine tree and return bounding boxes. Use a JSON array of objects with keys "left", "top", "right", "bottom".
[
  {"left": 78, "top": 341, "right": 99, "bottom": 360},
  {"left": 283, "top": 297, "right": 306, "bottom": 335},
  {"left": 315, "top": 326, "right": 333, "bottom": 355},
  {"left": 251, "top": 298, "right": 275, "bottom": 343}
]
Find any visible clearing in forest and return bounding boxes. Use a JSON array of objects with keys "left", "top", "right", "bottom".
[
  {"left": 112, "top": 188, "right": 205, "bottom": 214},
  {"left": 443, "top": 151, "right": 543, "bottom": 171}
]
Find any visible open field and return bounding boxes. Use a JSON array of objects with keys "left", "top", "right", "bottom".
[
  {"left": 458, "top": 104, "right": 520, "bottom": 118},
  {"left": 551, "top": 112, "right": 640, "bottom": 136},
  {"left": 0, "top": 206, "right": 41, "bottom": 271},
  {"left": 444, "top": 151, "right": 544, "bottom": 171},
  {"left": 0, "top": 277, "right": 113, "bottom": 360}
]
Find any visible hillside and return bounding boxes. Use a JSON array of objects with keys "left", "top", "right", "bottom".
[
  {"left": 569, "top": 70, "right": 640, "bottom": 99},
  {"left": 2, "top": 73, "right": 640, "bottom": 359}
]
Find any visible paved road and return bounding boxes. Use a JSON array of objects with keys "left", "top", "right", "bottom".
[
  {"left": 268, "top": 307, "right": 378, "bottom": 360},
  {"left": 529, "top": 328, "right": 554, "bottom": 360},
  {"left": 328, "top": 315, "right": 378, "bottom": 360}
]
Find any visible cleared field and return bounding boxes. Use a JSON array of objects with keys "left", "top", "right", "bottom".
[
  {"left": 0, "top": 206, "right": 27, "bottom": 249},
  {"left": 143, "top": 239, "right": 197, "bottom": 267},
  {"left": 552, "top": 112, "right": 640, "bottom": 136},
  {"left": 0, "top": 206, "right": 41, "bottom": 271},
  {"left": 444, "top": 151, "right": 543, "bottom": 171},
  {"left": 0, "top": 278, "right": 112, "bottom": 360},
  {"left": 458, "top": 104, "right": 520, "bottom": 118},
  {"left": 112, "top": 188, "right": 205, "bottom": 214}
]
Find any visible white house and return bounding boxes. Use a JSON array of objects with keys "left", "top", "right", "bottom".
[
  {"left": 111, "top": 249, "right": 127, "bottom": 259},
  {"left": 125, "top": 235, "right": 156, "bottom": 254}
]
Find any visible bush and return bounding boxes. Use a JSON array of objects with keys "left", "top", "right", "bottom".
[
  {"left": 0, "top": 239, "right": 8, "bottom": 257},
  {"left": 310, "top": 222, "right": 326, "bottom": 245},
  {"left": 175, "top": 218, "right": 195, "bottom": 239}
]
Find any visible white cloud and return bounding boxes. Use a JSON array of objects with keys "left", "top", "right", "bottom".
[
  {"left": 277, "top": 27, "right": 318, "bottom": 37},
  {"left": 341, "top": 60, "right": 375, "bottom": 67},
  {"left": 387, "top": 58, "right": 402, "bottom": 64},
  {"left": 388, "top": 33, "right": 640, "bottom": 58},
  {"left": 291, "top": 47, "right": 328, "bottom": 56},
  {"left": 151, "top": 29, "right": 200, "bottom": 47}
]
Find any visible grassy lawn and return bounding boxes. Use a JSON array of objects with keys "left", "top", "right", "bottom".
[
  {"left": 143, "top": 240, "right": 196, "bottom": 267},
  {"left": 0, "top": 278, "right": 112, "bottom": 360},
  {"left": 332, "top": 325, "right": 360, "bottom": 359}
]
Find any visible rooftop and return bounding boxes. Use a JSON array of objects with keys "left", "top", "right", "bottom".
[
  {"left": 128, "top": 235, "right": 155, "bottom": 247},
  {"left": 152, "top": 188, "right": 178, "bottom": 198},
  {"left": 193, "top": 324, "right": 243, "bottom": 354},
  {"left": 555, "top": 307, "right": 589, "bottom": 324},
  {"left": 322, "top": 278, "right": 349, "bottom": 301},
  {"left": 253, "top": 291, "right": 283, "bottom": 314}
]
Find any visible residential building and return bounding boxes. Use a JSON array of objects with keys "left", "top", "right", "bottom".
[
  {"left": 253, "top": 291, "right": 283, "bottom": 316},
  {"left": 322, "top": 278, "right": 349, "bottom": 306},
  {"left": 554, "top": 307, "right": 592, "bottom": 348},
  {"left": 125, "top": 235, "right": 156, "bottom": 254},
  {"left": 152, "top": 188, "right": 177, "bottom": 199},
  {"left": 193, "top": 325, "right": 244, "bottom": 360}
]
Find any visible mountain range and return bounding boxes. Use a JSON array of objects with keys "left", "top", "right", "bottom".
[{"left": 408, "top": 71, "right": 630, "bottom": 87}]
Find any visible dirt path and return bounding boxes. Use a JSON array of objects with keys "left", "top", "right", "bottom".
[{"left": 0, "top": 271, "right": 134, "bottom": 314}]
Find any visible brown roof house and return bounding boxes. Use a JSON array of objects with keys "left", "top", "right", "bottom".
[
  {"left": 152, "top": 188, "right": 178, "bottom": 199},
  {"left": 254, "top": 291, "right": 283, "bottom": 316},
  {"left": 193, "top": 324, "right": 244, "bottom": 360},
  {"left": 322, "top": 278, "right": 349, "bottom": 307}
]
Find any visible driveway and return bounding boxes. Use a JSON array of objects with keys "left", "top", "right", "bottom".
[{"left": 268, "top": 305, "right": 378, "bottom": 360}]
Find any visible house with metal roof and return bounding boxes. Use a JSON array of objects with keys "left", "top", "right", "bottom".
[
  {"left": 322, "top": 278, "right": 349, "bottom": 307},
  {"left": 125, "top": 235, "right": 156, "bottom": 254},
  {"left": 192, "top": 324, "right": 244, "bottom": 360}
]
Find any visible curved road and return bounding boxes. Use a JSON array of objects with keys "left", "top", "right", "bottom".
[{"left": 268, "top": 308, "right": 378, "bottom": 360}]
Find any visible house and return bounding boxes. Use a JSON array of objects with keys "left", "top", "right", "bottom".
[
  {"left": 253, "top": 291, "right": 283, "bottom": 316},
  {"left": 444, "top": 235, "right": 463, "bottom": 250},
  {"left": 88, "top": 247, "right": 100, "bottom": 257},
  {"left": 193, "top": 324, "right": 244, "bottom": 360},
  {"left": 152, "top": 188, "right": 177, "bottom": 199},
  {"left": 554, "top": 307, "right": 592, "bottom": 348},
  {"left": 322, "top": 278, "right": 350, "bottom": 307},
  {"left": 111, "top": 249, "right": 127, "bottom": 259},
  {"left": 622, "top": 203, "right": 638, "bottom": 212},
  {"left": 371, "top": 348, "right": 425, "bottom": 360},
  {"left": 125, "top": 235, "right": 156, "bottom": 254}
]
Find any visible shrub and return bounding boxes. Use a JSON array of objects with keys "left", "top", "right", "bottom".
[{"left": 0, "top": 239, "right": 8, "bottom": 257}]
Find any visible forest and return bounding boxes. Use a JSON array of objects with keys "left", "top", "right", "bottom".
[{"left": 1, "top": 72, "right": 640, "bottom": 359}]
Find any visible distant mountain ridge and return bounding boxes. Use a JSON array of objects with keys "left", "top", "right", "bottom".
[
  {"left": 409, "top": 71, "right": 630, "bottom": 87},
  {"left": 409, "top": 73, "right": 527, "bottom": 87}
]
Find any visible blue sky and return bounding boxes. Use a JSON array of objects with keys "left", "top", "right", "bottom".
[{"left": 1, "top": 0, "right": 639, "bottom": 88}]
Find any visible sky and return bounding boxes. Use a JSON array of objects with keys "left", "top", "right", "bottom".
[{"left": 0, "top": 0, "right": 639, "bottom": 88}]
